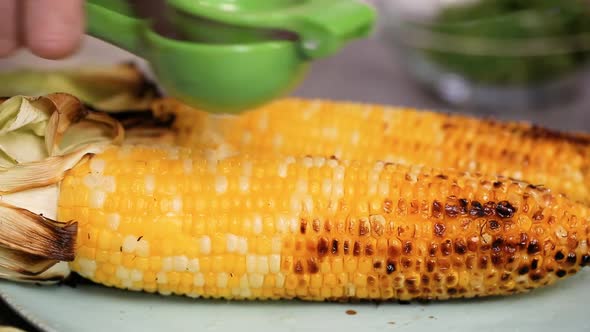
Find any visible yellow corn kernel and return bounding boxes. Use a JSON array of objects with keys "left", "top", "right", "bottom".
[
  {"left": 155, "top": 98, "right": 590, "bottom": 204},
  {"left": 61, "top": 144, "right": 590, "bottom": 302}
]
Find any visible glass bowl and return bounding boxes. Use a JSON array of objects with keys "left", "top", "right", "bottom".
[{"left": 377, "top": 0, "right": 590, "bottom": 112}]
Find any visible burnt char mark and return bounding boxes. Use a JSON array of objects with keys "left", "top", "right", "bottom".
[
  {"left": 434, "top": 223, "right": 446, "bottom": 237},
  {"left": 483, "top": 202, "right": 496, "bottom": 217},
  {"left": 496, "top": 201, "right": 516, "bottom": 218},
  {"left": 581, "top": 254, "right": 590, "bottom": 266},
  {"left": 492, "top": 237, "right": 504, "bottom": 252},
  {"left": 402, "top": 258, "right": 412, "bottom": 269},
  {"left": 493, "top": 181, "right": 503, "bottom": 188},
  {"left": 441, "top": 240, "right": 452, "bottom": 256},
  {"left": 383, "top": 199, "right": 393, "bottom": 214},
  {"left": 454, "top": 239, "right": 467, "bottom": 255},
  {"left": 317, "top": 238, "right": 329, "bottom": 257},
  {"left": 365, "top": 244, "right": 374, "bottom": 256},
  {"left": 532, "top": 209, "right": 544, "bottom": 221},
  {"left": 373, "top": 261, "right": 382, "bottom": 269},
  {"left": 567, "top": 253, "right": 577, "bottom": 265},
  {"left": 531, "top": 259, "right": 539, "bottom": 270},
  {"left": 344, "top": 241, "right": 350, "bottom": 255},
  {"left": 300, "top": 219, "right": 307, "bottom": 234},
  {"left": 436, "top": 174, "right": 448, "bottom": 180},
  {"left": 427, "top": 260, "right": 436, "bottom": 272},
  {"left": 307, "top": 258, "right": 319, "bottom": 274},
  {"left": 432, "top": 201, "right": 443, "bottom": 218},
  {"left": 445, "top": 203, "right": 460, "bottom": 218},
  {"left": 429, "top": 243, "right": 438, "bottom": 256},
  {"left": 527, "top": 239, "right": 540, "bottom": 254},
  {"left": 519, "top": 233, "right": 528, "bottom": 249},
  {"left": 491, "top": 253, "right": 503, "bottom": 266},
  {"left": 489, "top": 220, "right": 500, "bottom": 230},
  {"left": 459, "top": 199, "right": 469, "bottom": 208},
  {"left": 556, "top": 270, "right": 567, "bottom": 278},
  {"left": 353, "top": 242, "right": 361, "bottom": 256},
  {"left": 312, "top": 219, "right": 321, "bottom": 233},
  {"left": 331, "top": 239, "right": 339, "bottom": 255},
  {"left": 386, "top": 260, "right": 396, "bottom": 274},
  {"left": 555, "top": 251, "right": 565, "bottom": 260},
  {"left": 521, "top": 124, "right": 590, "bottom": 146},
  {"left": 469, "top": 201, "right": 485, "bottom": 217},
  {"left": 359, "top": 221, "right": 370, "bottom": 236},
  {"left": 403, "top": 241, "right": 413, "bottom": 254},
  {"left": 519, "top": 266, "right": 530, "bottom": 275},
  {"left": 294, "top": 260, "right": 304, "bottom": 274},
  {"left": 479, "top": 256, "right": 489, "bottom": 269}
]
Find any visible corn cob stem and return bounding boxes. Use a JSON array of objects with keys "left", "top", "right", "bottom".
[
  {"left": 152, "top": 98, "right": 590, "bottom": 204},
  {"left": 61, "top": 144, "right": 590, "bottom": 301}
]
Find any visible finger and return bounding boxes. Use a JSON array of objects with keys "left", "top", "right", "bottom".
[
  {"left": 0, "top": 0, "right": 19, "bottom": 56},
  {"left": 24, "top": 0, "right": 84, "bottom": 59}
]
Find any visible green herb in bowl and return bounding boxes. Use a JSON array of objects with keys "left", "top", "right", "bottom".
[{"left": 421, "top": 0, "right": 590, "bottom": 85}]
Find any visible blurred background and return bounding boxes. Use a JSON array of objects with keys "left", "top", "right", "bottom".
[
  {"left": 2, "top": 0, "right": 590, "bottom": 330},
  {"left": 2, "top": 0, "right": 590, "bottom": 131}
]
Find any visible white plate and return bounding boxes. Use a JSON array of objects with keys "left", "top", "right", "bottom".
[
  {"left": 2, "top": 36, "right": 590, "bottom": 332},
  {"left": 1, "top": 270, "right": 589, "bottom": 332}
]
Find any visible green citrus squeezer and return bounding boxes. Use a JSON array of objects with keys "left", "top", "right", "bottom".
[{"left": 85, "top": 0, "right": 376, "bottom": 113}]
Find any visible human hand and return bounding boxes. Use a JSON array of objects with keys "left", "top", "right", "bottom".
[{"left": 0, "top": 0, "right": 85, "bottom": 59}]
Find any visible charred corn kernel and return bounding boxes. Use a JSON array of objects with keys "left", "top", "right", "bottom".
[
  {"left": 61, "top": 144, "right": 590, "bottom": 301},
  {"left": 156, "top": 98, "right": 590, "bottom": 203}
]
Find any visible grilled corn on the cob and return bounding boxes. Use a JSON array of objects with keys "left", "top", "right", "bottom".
[
  {"left": 153, "top": 98, "right": 590, "bottom": 204},
  {"left": 61, "top": 144, "right": 590, "bottom": 301},
  {"left": 0, "top": 93, "right": 588, "bottom": 302}
]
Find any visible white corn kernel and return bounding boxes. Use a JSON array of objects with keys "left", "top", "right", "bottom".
[
  {"left": 249, "top": 274, "right": 264, "bottom": 288},
  {"left": 162, "top": 257, "right": 173, "bottom": 271},
  {"left": 145, "top": 175, "right": 155, "bottom": 194},
  {"left": 193, "top": 273, "right": 205, "bottom": 287},
  {"left": 83, "top": 174, "right": 99, "bottom": 189},
  {"left": 183, "top": 159, "right": 193, "bottom": 174},
  {"left": 171, "top": 196, "right": 183, "bottom": 213},
  {"left": 122, "top": 235, "right": 138, "bottom": 253},
  {"left": 200, "top": 236, "right": 211, "bottom": 255},
  {"left": 215, "top": 175, "right": 228, "bottom": 194},
  {"left": 275, "top": 273, "right": 285, "bottom": 288},
  {"left": 136, "top": 239, "right": 150, "bottom": 257},
  {"left": 322, "top": 179, "right": 332, "bottom": 196},
  {"left": 240, "top": 287, "right": 252, "bottom": 298},
  {"left": 116, "top": 266, "right": 129, "bottom": 280},
  {"left": 89, "top": 190, "right": 106, "bottom": 209},
  {"left": 107, "top": 213, "right": 120, "bottom": 230},
  {"left": 226, "top": 234, "right": 238, "bottom": 253},
  {"left": 256, "top": 256, "right": 269, "bottom": 274},
  {"left": 239, "top": 176, "right": 250, "bottom": 192},
  {"left": 187, "top": 259, "right": 200, "bottom": 272},
  {"left": 237, "top": 237, "right": 248, "bottom": 255},
  {"left": 270, "top": 255, "right": 281, "bottom": 273},
  {"left": 239, "top": 275, "right": 249, "bottom": 288},
  {"left": 217, "top": 273, "right": 229, "bottom": 288},
  {"left": 173, "top": 255, "right": 188, "bottom": 272},
  {"left": 130, "top": 269, "right": 143, "bottom": 282},
  {"left": 253, "top": 215, "right": 263, "bottom": 234},
  {"left": 246, "top": 255, "right": 257, "bottom": 273},
  {"left": 278, "top": 162, "right": 289, "bottom": 178},
  {"left": 90, "top": 158, "right": 105, "bottom": 174},
  {"left": 271, "top": 236, "right": 282, "bottom": 254},
  {"left": 78, "top": 259, "right": 97, "bottom": 278}
]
